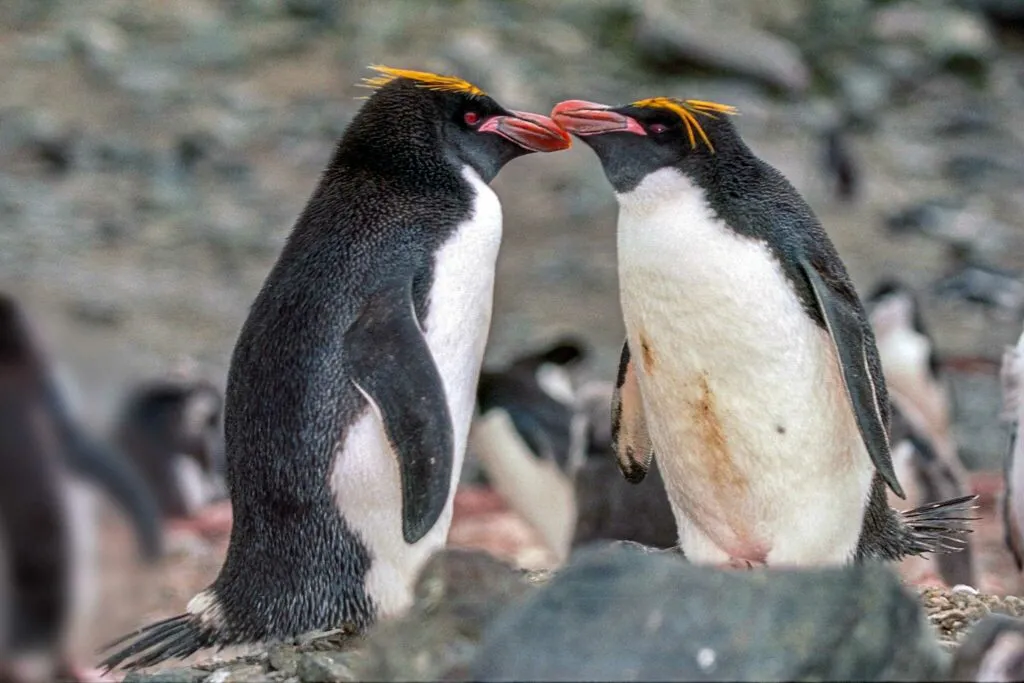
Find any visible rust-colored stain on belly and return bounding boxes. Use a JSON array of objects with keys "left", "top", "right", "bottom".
[
  {"left": 691, "top": 372, "right": 747, "bottom": 495},
  {"left": 639, "top": 333, "right": 656, "bottom": 374}
]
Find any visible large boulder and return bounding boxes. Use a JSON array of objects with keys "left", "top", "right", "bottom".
[{"left": 472, "top": 543, "right": 948, "bottom": 682}]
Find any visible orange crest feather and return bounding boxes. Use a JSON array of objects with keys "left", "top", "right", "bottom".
[
  {"left": 359, "top": 65, "right": 486, "bottom": 98},
  {"left": 631, "top": 97, "right": 739, "bottom": 153}
]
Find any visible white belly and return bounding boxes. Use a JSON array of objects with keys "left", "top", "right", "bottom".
[
  {"left": 331, "top": 166, "right": 502, "bottom": 617},
  {"left": 616, "top": 168, "right": 874, "bottom": 566}
]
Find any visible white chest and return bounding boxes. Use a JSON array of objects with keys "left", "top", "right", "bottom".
[
  {"left": 421, "top": 167, "right": 504, "bottom": 436},
  {"left": 613, "top": 168, "right": 873, "bottom": 565},
  {"left": 332, "top": 165, "right": 503, "bottom": 617}
]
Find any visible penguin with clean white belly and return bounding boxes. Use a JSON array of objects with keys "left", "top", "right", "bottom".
[
  {"left": 100, "top": 66, "right": 570, "bottom": 671},
  {"left": 551, "top": 97, "right": 975, "bottom": 568}
]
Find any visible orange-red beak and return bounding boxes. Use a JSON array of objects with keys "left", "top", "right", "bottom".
[
  {"left": 478, "top": 111, "right": 572, "bottom": 152},
  {"left": 551, "top": 100, "right": 647, "bottom": 136}
]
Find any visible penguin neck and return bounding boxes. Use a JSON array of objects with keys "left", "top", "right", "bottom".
[{"left": 615, "top": 167, "right": 710, "bottom": 222}]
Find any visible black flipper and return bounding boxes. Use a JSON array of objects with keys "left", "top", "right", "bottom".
[
  {"left": 611, "top": 340, "right": 653, "bottom": 484},
  {"left": 798, "top": 256, "right": 905, "bottom": 499},
  {"left": 344, "top": 280, "right": 454, "bottom": 544},
  {"left": 44, "top": 374, "right": 164, "bottom": 561}
]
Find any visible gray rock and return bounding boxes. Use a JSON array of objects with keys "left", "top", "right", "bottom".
[
  {"left": 205, "top": 663, "right": 270, "bottom": 682},
  {"left": 471, "top": 544, "right": 948, "bottom": 682},
  {"left": 123, "top": 668, "right": 208, "bottom": 683},
  {"left": 873, "top": 4, "right": 997, "bottom": 75},
  {"left": 950, "top": 614, "right": 1024, "bottom": 681},
  {"left": 296, "top": 652, "right": 357, "bottom": 683},
  {"left": 66, "top": 19, "right": 129, "bottom": 77},
  {"left": 268, "top": 646, "right": 300, "bottom": 676},
  {"left": 354, "top": 549, "right": 533, "bottom": 681},
  {"left": 633, "top": 4, "right": 810, "bottom": 94}
]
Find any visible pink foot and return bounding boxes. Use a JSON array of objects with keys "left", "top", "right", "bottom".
[{"left": 716, "top": 558, "right": 764, "bottom": 570}]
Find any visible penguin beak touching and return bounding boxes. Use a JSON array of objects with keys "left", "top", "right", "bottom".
[
  {"left": 478, "top": 111, "right": 572, "bottom": 152},
  {"left": 550, "top": 100, "right": 647, "bottom": 137}
]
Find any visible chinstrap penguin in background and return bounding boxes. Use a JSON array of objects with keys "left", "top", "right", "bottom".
[
  {"left": 113, "top": 375, "right": 226, "bottom": 527},
  {"left": 470, "top": 339, "right": 589, "bottom": 563},
  {"left": 0, "top": 293, "right": 162, "bottom": 683},
  {"left": 100, "top": 66, "right": 571, "bottom": 671},
  {"left": 551, "top": 96, "right": 975, "bottom": 569},
  {"left": 865, "top": 279, "right": 976, "bottom": 586},
  {"left": 470, "top": 339, "right": 677, "bottom": 561},
  {"left": 887, "top": 402, "right": 976, "bottom": 587},
  {"left": 1000, "top": 328, "right": 1024, "bottom": 571}
]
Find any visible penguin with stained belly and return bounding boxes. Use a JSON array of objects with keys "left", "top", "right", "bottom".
[
  {"left": 551, "top": 97, "right": 975, "bottom": 568},
  {"left": 100, "top": 67, "right": 570, "bottom": 671}
]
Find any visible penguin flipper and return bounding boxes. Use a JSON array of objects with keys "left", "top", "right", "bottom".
[
  {"left": 345, "top": 281, "right": 455, "bottom": 545},
  {"left": 798, "top": 256, "right": 905, "bottom": 499},
  {"left": 611, "top": 340, "right": 653, "bottom": 484}
]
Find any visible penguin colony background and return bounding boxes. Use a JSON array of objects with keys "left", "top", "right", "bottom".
[{"left": 3, "top": 59, "right": 1024, "bottom": 679}]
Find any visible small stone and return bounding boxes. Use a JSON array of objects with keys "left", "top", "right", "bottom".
[
  {"left": 67, "top": 19, "right": 128, "bottom": 75},
  {"left": 296, "top": 652, "right": 356, "bottom": 683},
  {"left": 123, "top": 668, "right": 207, "bottom": 683},
  {"left": 206, "top": 663, "right": 268, "bottom": 682},
  {"left": 268, "top": 646, "right": 300, "bottom": 676}
]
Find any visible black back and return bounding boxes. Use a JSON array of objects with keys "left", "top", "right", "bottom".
[{"left": 212, "top": 78, "right": 542, "bottom": 638}]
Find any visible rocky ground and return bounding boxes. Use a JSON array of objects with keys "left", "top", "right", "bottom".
[{"left": 4, "top": 0, "right": 1024, "bottom": 680}]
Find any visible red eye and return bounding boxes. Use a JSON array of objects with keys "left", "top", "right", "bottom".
[
  {"left": 649, "top": 123, "right": 668, "bottom": 134},
  {"left": 464, "top": 111, "right": 481, "bottom": 126}
]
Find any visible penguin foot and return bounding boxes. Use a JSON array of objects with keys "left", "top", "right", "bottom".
[{"left": 719, "top": 557, "right": 764, "bottom": 570}]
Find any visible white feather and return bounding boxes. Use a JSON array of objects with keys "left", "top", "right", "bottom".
[
  {"left": 331, "top": 166, "right": 502, "bottom": 618},
  {"left": 615, "top": 168, "right": 873, "bottom": 566}
]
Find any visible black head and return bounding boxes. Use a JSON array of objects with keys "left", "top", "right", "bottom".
[
  {"left": 342, "top": 66, "right": 571, "bottom": 182},
  {"left": 551, "top": 97, "right": 741, "bottom": 193}
]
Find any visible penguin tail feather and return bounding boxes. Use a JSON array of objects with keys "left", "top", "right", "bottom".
[
  {"left": 97, "top": 612, "right": 219, "bottom": 672},
  {"left": 900, "top": 494, "right": 980, "bottom": 555}
]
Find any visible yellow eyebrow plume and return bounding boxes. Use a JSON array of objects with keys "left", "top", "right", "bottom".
[
  {"left": 359, "top": 65, "right": 486, "bottom": 98},
  {"left": 631, "top": 98, "right": 739, "bottom": 153}
]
